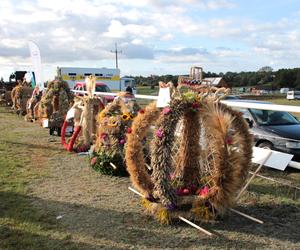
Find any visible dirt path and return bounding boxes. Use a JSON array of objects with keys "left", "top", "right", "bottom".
[{"left": 1, "top": 107, "right": 300, "bottom": 249}]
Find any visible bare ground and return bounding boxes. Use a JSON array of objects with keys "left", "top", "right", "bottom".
[{"left": 0, "top": 106, "right": 300, "bottom": 250}]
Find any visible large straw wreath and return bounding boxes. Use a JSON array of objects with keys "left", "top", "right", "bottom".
[
  {"left": 38, "top": 79, "right": 73, "bottom": 120},
  {"left": 125, "top": 91, "right": 252, "bottom": 224},
  {"left": 11, "top": 84, "right": 33, "bottom": 115},
  {"left": 89, "top": 92, "right": 140, "bottom": 176}
]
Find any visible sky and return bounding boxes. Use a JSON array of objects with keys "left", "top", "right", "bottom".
[{"left": 1, "top": 0, "right": 300, "bottom": 81}]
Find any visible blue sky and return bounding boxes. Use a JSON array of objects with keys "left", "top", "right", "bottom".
[{"left": 0, "top": 0, "right": 300, "bottom": 81}]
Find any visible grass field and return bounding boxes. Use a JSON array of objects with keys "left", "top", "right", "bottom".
[{"left": 0, "top": 102, "right": 300, "bottom": 249}]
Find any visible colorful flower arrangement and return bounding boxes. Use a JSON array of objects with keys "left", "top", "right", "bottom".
[
  {"left": 125, "top": 90, "right": 253, "bottom": 224},
  {"left": 90, "top": 94, "right": 140, "bottom": 176}
]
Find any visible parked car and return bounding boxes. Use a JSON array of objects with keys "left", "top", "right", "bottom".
[
  {"left": 74, "top": 82, "right": 115, "bottom": 102},
  {"left": 226, "top": 99, "right": 300, "bottom": 161},
  {"left": 287, "top": 90, "right": 300, "bottom": 100},
  {"left": 223, "top": 95, "right": 241, "bottom": 100}
]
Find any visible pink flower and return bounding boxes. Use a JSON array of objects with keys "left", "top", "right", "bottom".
[
  {"left": 176, "top": 187, "right": 184, "bottom": 196},
  {"left": 176, "top": 187, "right": 190, "bottom": 196},
  {"left": 169, "top": 172, "right": 176, "bottom": 180},
  {"left": 156, "top": 128, "right": 163, "bottom": 139},
  {"left": 162, "top": 107, "right": 171, "bottom": 115},
  {"left": 225, "top": 136, "right": 233, "bottom": 145},
  {"left": 100, "top": 133, "right": 108, "bottom": 140},
  {"left": 119, "top": 138, "right": 126, "bottom": 145},
  {"left": 182, "top": 188, "right": 190, "bottom": 195},
  {"left": 90, "top": 157, "right": 97, "bottom": 165},
  {"left": 191, "top": 102, "right": 199, "bottom": 109},
  {"left": 199, "top": 186, "right": 209, "bottom": 197}
]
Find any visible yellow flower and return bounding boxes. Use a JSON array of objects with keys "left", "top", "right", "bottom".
[
  {"left": 108, "top": 117, "right": 118, "bottom": 127},
  {"left": 122, "top": 113, "right": 130, "bottom": 121},
  {"left": 99, "top": 110, "right": 106, "bottom": 119}
]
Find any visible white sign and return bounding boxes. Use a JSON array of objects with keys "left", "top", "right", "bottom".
[
  {"left": 66, "top": 108, "right": 75, "bottom": 121},
  {"left": 28, "top": 41, "right": 43, "bottom": 90},
  {"left": 252, "top": 147, "right": 293, "bottom": 171},
  {"left": 42, "top": 119, "right": 49, "bottom": 128},
  {"left": 156, "top": 87, "right": 170, "bottom": 107}
]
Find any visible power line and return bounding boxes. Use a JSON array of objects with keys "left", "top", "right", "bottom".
[{"left": 110, "top": 43, "right": 122, "bottom": 69}]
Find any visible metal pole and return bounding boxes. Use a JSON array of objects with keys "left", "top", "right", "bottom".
[{"left": 115, "top": 43, "right": 118, "bottom": 69}]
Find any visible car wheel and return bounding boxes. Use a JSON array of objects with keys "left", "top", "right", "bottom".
[{"left": 258, "top": 141, "right": 273, "bottom": 150}]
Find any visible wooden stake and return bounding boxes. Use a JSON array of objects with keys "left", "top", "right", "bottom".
[
  {"left": 178, "top": 216, "right": 213, "bottom": 236},
  {"left": 110, "top": 162, "right": 117, "bottom": 169},
  {"left": 128, "top": 186, "right": 144, "bottom": 197},
  {"left": 128, "top": 187, "right": 214, "bottom": 236},
  {"left": 229, "top": 208, "right": 264, "bottom": 224},
  {"left": 236, "top": 150, "right": 272, "bottom": 201},
  {"left": 145, "top": 163, "right": 152, "bottom": 171}
]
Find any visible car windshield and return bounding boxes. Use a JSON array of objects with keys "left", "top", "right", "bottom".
[
  {"left": 249, "top": 108, "right": 299, "bottom": 126},
  {"left": 95, "top": 85, "right": 111, "bottom": 92}
]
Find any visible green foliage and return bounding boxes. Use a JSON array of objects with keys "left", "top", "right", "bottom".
[
  {"left": 90, "top": 150, "right": 127, "bottom": 176},
  {"left": 133, "top": 67, "right": 300, "bottom": 89}
]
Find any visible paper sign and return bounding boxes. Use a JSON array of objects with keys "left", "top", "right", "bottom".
[
  {"left": 156, "top": 87, "right": 170, "bottom": 107},
  {"left": 42, "top": 119, "right": 49, "bottom": 128},
  {"left": 66, "top": 108, "right": 75, "bottom": 121},
  {"left": 252, "top": 147, "right": 293, "bottom": 171}
]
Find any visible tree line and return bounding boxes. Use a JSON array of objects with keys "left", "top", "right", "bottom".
[{"left": 131, "top": 67, "right": 300, "bottom": 89}]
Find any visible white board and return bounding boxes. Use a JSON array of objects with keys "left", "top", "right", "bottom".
[
  {"left": 42, "top": 119, "right": 49, "bottom": 128},
  {"left": 156, "top": 87, "right": 170, "bottom": 107},
  {"left": 66, "top": 108, "right": 75, "bottom": 120},
  {"left": 252, "top": 147, "right": 293, "bottom": 171}
]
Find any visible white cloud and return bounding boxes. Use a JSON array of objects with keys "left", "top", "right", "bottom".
[
  {"left": 104, "top": 20, "right": 158, "bottom": 38},
  {"left": 131, "top": 39, "right": 144, "bottom": 45},
  {"left": 160, "top": 34, "right": 174, "bottom": 41},
  {"left": 0, "top": 0, "right": 300, "bottom": 80}
]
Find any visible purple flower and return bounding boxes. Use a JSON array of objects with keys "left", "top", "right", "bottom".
[
  {"left": 146, "top": 194, "right": 155, "bottom": 202},
  {"left": 166, "top": 203, "right": 176, "bottom": 211}
]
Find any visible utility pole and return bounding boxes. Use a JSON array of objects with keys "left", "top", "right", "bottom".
[{"left": 111, "top": 43, "right": 122, "bottom": 69}]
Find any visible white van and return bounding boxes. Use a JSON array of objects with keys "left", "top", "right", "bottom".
[
  {"left": 287, "top": 91, "right": 300, "bottom": 100},
  {"left": 56, "top": 67, "right": 136, "bottom": 93}
]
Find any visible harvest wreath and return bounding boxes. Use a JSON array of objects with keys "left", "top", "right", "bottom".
[
  {"left": 37, "top": 79, "right": 73, "bottom": 135},
  {"left": 11, "top": 82, "right": 33, "bottom": 115},
  {"left": 89, "top": 93, "right": 140, "bottom": 176},
  {"left": 125, "top": 91, "right": 252, "bottom": 224},
  {"left": 61, "top": 76, "right": 105, "bottom": 152}
]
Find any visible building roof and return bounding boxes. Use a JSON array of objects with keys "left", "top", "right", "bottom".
[{"left": 203, "top": 77, "right": 223, "bottom": 86}]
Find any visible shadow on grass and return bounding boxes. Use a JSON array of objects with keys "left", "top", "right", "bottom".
[
  {"left": 0, "top": 140, "right": 65, "bottom": 152},
  {"left": 2, "top": 191, "right": 300, "bottom": 249},
  {"left": 214, "top": 203, "right": 300, "bottom": 243},
  {"left": 0, "top": 226, "right": 122, "bottom": 250}
]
